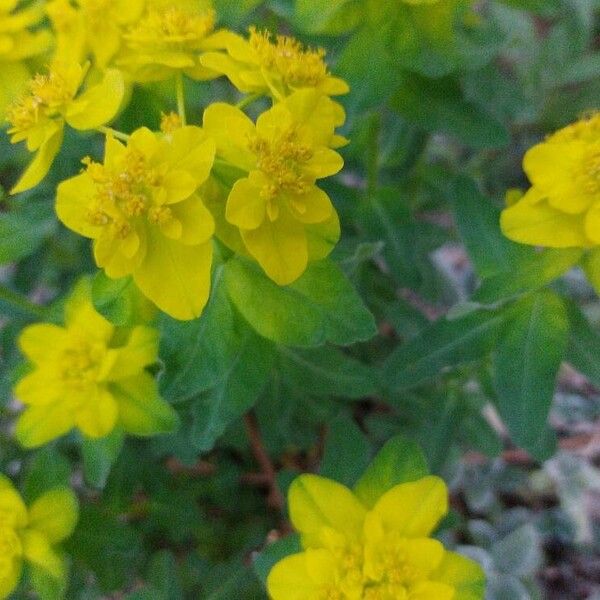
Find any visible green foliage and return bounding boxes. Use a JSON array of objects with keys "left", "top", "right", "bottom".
[{"left": 1, "top": 1, "right": 599, "bottom": 598}]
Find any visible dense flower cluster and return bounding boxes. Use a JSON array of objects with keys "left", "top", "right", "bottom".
[
  {"left": 268, "top": 474, "right": 485, "bottom": 599},
  {"left": 3, "top": 0, "right": 348, "bottom": 319},
  {"left": 501, "top": 113, "right": 600, "bottom": 248},
  {"left": 15, "top": 279, "right": 177, "bottom": 447}
]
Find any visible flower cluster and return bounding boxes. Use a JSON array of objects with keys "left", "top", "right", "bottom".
[
  {"left": 268, "top": 474, "right": 485, "bottom": 599},
  {"left": 3, "top": 0, "right": 348, "bottom": 320},
  {"left": 15, "top": 279, "right": 177, "bottom": 447},
  {"left": 0, "top": 476, "right": 78, "bottom": 599},
  {"left": 501, "top": 113, "right": 600, "bottom": 248}
]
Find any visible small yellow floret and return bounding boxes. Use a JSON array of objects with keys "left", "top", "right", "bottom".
[
  {"left": 249, "top": 27, "right": 328, "bottom": 89},
  {"left": 501, "top": 113, "right": 600, "bottom": 249},
  {"left": 267, "top": 474, "right": 485, "bottom": 600}
]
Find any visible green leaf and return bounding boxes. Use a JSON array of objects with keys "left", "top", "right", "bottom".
[
  {"left": 91, "top": 273, "right": 154, "bottom": 326},
  {"left": 0, "top": 199, "right": 55, "bottom": 265},
  {"left": 65, "top": 505, "right": 143, "bottom": 593},
  {"left": 383, "top": 309, "right": 506, "bottom": 390},
  {"left": 224, "top": 257, "right": 376, "bottom": 347},
  {"left": 293, "top": 0, "right": 362, "bottom": 34},
  {"left": 353, "top": 435, "right": 429, "bottom": 508},
  {"left": 320, "top": 414, "right": 371, "bottom": 486},
  {"left": 491, "top": 524, "right": 542, "bottom": 577},
  {"left": 22, "top": 448, "right": 71, "bottom": 504},
  {"left": 359, "top": 188, "right": 444, "bottom": 288},
  {"left": 277, "top": 346, "right": 377, "bottom": 399},
  {"left": 125, "top": 551, "right": 182, "bottom": 600},
  {"left": 190, "top": 327, "right": 274, "bottom": 453},
  {"left": 564, "top": 300, "right": 600, "bottom": 387},
  {"left": 253, "top": 534, "right": 302, "bottom": 586},
  {"left": 159, "top": 269, "right": 239, "bottom": 404},
  {"left": 450, "top": 176, "right": 532, "bottom": 278},
  {"left": 29, "top": 563, "right": 68, "bottom": 600},
  {"left": 393, "top": 76, "right": 509, "bottom": 149},
  {"left": 474, "top": 248, "right": 583, "bottom": 304},
  {"left": 81, "top": 429, "right": 125, "bottom": 489},
  {"left": 492, "top": 291, "right": 568, "bottom": 458}
]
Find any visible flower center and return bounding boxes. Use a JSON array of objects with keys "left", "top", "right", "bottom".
[
  {"left": 83, "top": 149, "right": 170, "bottom": 238},
  {"left": 249, "top": 27, "right": 329, "bottom": 88},
  {"left": 125, "top": 7, "right": 216, "bottom": 51},
  {"left": 249, "top": 127, "right": 314, "bottom": 220},
  {"left": 6, "top": 66, "right": 78, "bottom": 134},
  {"left": 59, "top": 337, "right": 106, "bottom": 388}
]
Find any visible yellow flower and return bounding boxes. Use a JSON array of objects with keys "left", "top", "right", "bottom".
[
  {"left": 14, "top": 279, "right": 178, "bottom": 448},
  {"left": 56, "top": 126, "right": 216, "bottom": 320},
  {"left": 501, "top": 113, "right": 600, "bottom": 248},
  {"left": 119, "top": 3, "right": 230, "bottom": 82},
  {"left": 0, "top": 0, "right": 52, "bottom": 115},
  {"left": 201, "top": 27, "right": 349, "bottom": 100},
  {"left": 0, "top": 476, "right": 78, "bottom": 599},
  {"left": 203, "top": 89, "right": 344, "bottom": 285},
  {"left": 267, "top": 475, "right": 485, "bottom": 600},
  {"left": 6, "top": 61, "right": 125, "bottom": 194}
]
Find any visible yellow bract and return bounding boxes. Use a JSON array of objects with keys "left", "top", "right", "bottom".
[
  {"left": 501, "top": 113, "right": 600, "bottom": 248},
  {"left": 201, "top": 27, "right": 349, "bottom": 100},
  {"left": 0, "top": 476, "right": 78, "bottom": 599},
  {"left": 0, "top": 0, "right": 52, "bottom": 116},
  {"left": 56, "top": 126, "right": 216, "bottom": 319},
  {"left": 6, "top": 61, "right": 125, "bottom": 194},
  {"left": 14, "top": 279, "right": 177, "bottom": 447},
  {"left": 268, "top": 474, "right": 485, "bottom": 600},
  {"left": 119, "top": 3, "right": 228, "bottom": 82},
  {"left": 204, "top": 89, "right": 344, "bottom": 285}
]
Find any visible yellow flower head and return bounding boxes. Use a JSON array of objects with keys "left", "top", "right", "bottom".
[
  {"left": 46, "top": 0, "right": 144, "bottom": 68},
  {"left": 201, "top": 27, "right": 349, "bottom": 100},
  {"left": 119, "top": 3, "right": 228, "bottom": 82},
  {"left": 0, "top": 476, "right": 78, "bottom": 599},
  {"left": 6, "top": 61, "right": 125, "bottom": 194},
  {"left": 501, "top": 113, "right": 600, "bottom": 249},
  {"left": 14, "top": 279, "right": 178, "bottom": 448},
  {"left": 56, "top": 126, "right": 216, "bottom": 320},
  {"left": 0, "top": 0, "right": 52, "bottom": 115},
  {"left": 268, "top": 475, "right": 485, "bottom": 600},
  {"left": 203, "top": 89, "right": 345, "bottom": 285}
]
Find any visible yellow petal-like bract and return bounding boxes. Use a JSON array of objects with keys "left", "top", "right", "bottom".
[
  {"left": 56, "top": 127, "right": 216, "bottom": 319},
  {"left": 267, "top": 474, "right": 485, "bottom": 600},
  {"left": 204, "top": 89, "right": 345, "bottom": 285},
  {"left": 501, "top": 113, "right": 600, "bottom": 249},
  {"left": 6, "top": 62, "right": 125, "bottom": 194},
  {"left": 14, "top": 279, "right": 178, "bottom": 446},
  {"left": 0, "top": 475, "right": 78, "bottom": 599}
]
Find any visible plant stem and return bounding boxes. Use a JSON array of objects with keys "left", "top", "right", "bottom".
[
  {"left": 235, "top": 93, "right": 261, "bottom": 110},
  {"left": 244, "top": 411, "right": 285, "bottom": 512},
  {"left": 0, "top": 284, "right": 46, "bottom": 319},
  {"left": 97, "top": 126, "right": 130, "bottom": 142},
  {"left": 176, "top": 73, "right": 187, "bottom": 126}
]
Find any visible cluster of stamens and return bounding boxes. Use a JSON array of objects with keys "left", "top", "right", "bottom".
[
  {"left": 126, "top": 7, "right": 216, "bottom": 50},
  {"left": 249, "top": 127, "right": 313, "bottom": 219},
  {"left": 59, "top": 337, "right": 106, "bottom": 388},
  {"left": 6, "top": 69, "right": 75, "bottom": 134},
  {"left": 249, "top": 27, "right": 328, "bottom": 88},
  {"left": 83, "top": 149, "right": 166, "bottom": 238}
]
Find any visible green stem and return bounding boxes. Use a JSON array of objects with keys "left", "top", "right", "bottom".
[
  {"left": 97, "top": 126, "right": 130, "bottom": 142},
  {"left": 236, "top": 93, "right": 261, "bottom": 110},
  {"left": 0, "top": 284, "right": 46, "bottom": 319},
  {"left": 176, "top": 73, "right": 187, "bottom": 126}
]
